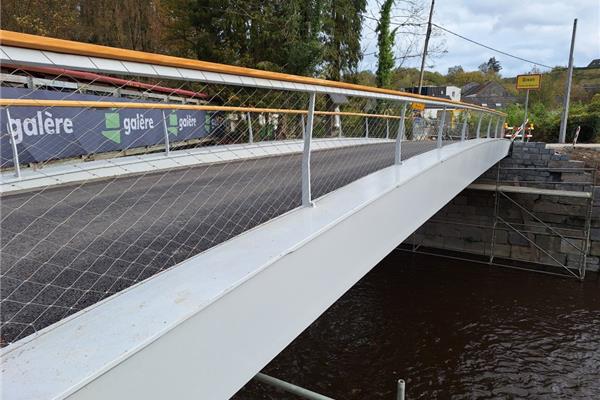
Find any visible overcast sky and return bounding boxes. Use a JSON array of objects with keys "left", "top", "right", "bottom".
[{"left": 360, "top": 0, "right": 600, "bottom": 77}]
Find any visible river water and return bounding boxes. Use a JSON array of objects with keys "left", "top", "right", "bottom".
[{"left": 234, "top": 251, "right": 600, "bottom": 399}]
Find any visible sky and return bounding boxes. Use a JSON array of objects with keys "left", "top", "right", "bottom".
[{"left": 360, "top": 0, "right": 600, "bottom": 77}]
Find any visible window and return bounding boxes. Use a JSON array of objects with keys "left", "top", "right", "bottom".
[
  {"left": 496, "top": 103, "right": 502, "bottom": 107},
  {"left": 481, "top": 103, "right": 488, "bottom": 107}
]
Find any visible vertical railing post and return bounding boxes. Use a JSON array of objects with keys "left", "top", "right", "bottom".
[
  {"left": 486, "top": 116, "right": 492, "bottom": 138},
  {"left": 365, "top": 116, "right": 369, "bottom": 138},
  {"left": 437, "top": 106, "right": 446, "bottom": 149},
  {"left": 302, "top": 92, "right": 316, "bottom": 207},
  {"left": 161, "top": 110, "right": 171, "bottom": 157},
  {"left": 247, "top": 112, "right": 253, "bottom": 144},
  {"left": 476, "top": 112, "right": 483, "bottom": 139},
  {"left": 6, "top": 109, "right": 22, "bottom": 178},
  {"left": 460, "top": 111, "right": 468, "bottom": 141},
  {"left": 395, "top": 103, "right": 407, "bottom": 165},
  {"left": 386, "top": 118, "right": 390, "bottom": 139},
  {"left": 494, "top": 117, "right": 501, "bottom": 138}
]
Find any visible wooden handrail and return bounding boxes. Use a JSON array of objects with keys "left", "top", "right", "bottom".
[{"left": 0, "top": 30, "right": 506, "bottom": 116}]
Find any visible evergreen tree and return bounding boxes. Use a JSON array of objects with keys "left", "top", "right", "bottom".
[
  {"left": 322, "top": 0, "right": 367, "bottom": 81},
  {"left": 375, "top": 0, "right": 397, "bottom": 88}
]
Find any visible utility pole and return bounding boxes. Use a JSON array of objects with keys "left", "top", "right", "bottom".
[
  {"left": 558, "top": 18, "right": 577, "bottom": 143},
  {"left": 417, "top": 0, "right": 435, "bottom": 95}
]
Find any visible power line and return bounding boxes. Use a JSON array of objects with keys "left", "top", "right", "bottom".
[{"left": 431, "top": 23, "right": 554, "bottom": 69}]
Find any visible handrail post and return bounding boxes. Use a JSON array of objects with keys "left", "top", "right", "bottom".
[
  {"left": 365, "top": 116, "right": 369, "bottom": 138},
  {"left": 247, "top": 112, "right": 253, "bottom": 144},
  {"left": 161, "top": 110, "right": 171, "bottom": 157},
  {"left": 494, "top": 117, "right": 501, "bottom": 138},
  {"left": 302, "top": 92, "right": 316, "bottom": 207},
  {"left": 500, "top": 117, "right": 506, "bottom": 139},
  {"left": 395, "top": 103, "right": 407, "bottom": 165},
  {"left": 486, "top": 116, "right": 492, "bottom": 139},
  {"left": 475, "top": 112, "right": 483, "bottom": 139},
  {"left": 6, "top": 109, "right": 22, "bottom": 178},
  {"left": 437, "top": 106, "right": 446, "bottom": 149},
  {"left": 386, "top": 118, "right": 390, "bottom": 139},
  {"left": 460, "top": 112, "right": 468, "bottom": 141}
]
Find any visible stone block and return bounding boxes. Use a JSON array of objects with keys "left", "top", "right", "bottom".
[
  {"left": 508, "top": 231, "right": 530, "bottom": 246},
  {"left": 511, "top": 245, "right": 534, "bottom": 260},
  {"left": 590, "top": 228, "right": 600, "bottom": 241},
  {"left": 586, "top": 257, "right": 599, "bottom": 272},
  {"left": 492, "top": 244, "right": 511, "bottom": 258},
  {"left": 493, "top": 229, "right": 508, "bottom": 244},
  {"left": 560, "top": 238, "right": 584, "bottom": 255},
  {"left": 590, "top": 241, "right": 600, "bottom": 256},
  {"left": 539, "top": 252, "right": 567, "bottom": 266},
  {"left": 548, "top": 159, "right": 585, "bottom": 169},
  {"left": 561, "top": 172, "right": 592, "bottom": 184}
]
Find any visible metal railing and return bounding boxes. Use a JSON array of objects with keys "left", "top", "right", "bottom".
[{"left": 0, "top": 29, "right": 505, "bottom": 346}]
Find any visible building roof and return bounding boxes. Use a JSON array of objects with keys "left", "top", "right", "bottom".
[
  {"left": 461, "top": 81, "right": 509, "bottom": 98},
  {"left": 588, "top": 59, "right": 600, "bottom": 68}
]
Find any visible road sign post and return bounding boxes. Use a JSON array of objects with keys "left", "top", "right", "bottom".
[
  {"left": 522, "top": 89, "right": 529, "bottom": 142},
  {"left": 516, "top": 74, "right": 541, "bottom": 142}
]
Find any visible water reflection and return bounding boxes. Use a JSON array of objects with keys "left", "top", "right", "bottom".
[{"left": 235, "top": 251, "right": 600, "bottom": 399}]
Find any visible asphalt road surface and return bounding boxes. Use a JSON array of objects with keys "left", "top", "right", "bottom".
[{"left": 1, "top": 141, "right": 437, "bottom": 344}]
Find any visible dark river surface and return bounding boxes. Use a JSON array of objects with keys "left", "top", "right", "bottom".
[{"left": 234, "top": 251, "right": 600, "bottom": 399}]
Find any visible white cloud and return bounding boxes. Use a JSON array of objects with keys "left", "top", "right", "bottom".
[{"left": 361, "top": 0, "right": 600, "bottom": 77}]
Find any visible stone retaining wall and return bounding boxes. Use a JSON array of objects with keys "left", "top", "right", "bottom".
[{"left": 405, "top": 141, "right": 598, "bottom": 273}]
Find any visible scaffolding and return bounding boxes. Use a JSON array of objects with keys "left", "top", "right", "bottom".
[{"left": 402, "top": 164, "right": 596, "bottom": 280}]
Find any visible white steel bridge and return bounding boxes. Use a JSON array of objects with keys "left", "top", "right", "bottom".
[{"left": 0, "top": 30, "right": 509, "bottom": 400}]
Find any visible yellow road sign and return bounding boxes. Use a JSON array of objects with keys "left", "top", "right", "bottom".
[
  {"left": 411, "top": 102, "right": 425, "bottom": 111},
  {"left": 516, "top": 74, "right": 541, "bottom": 90}
]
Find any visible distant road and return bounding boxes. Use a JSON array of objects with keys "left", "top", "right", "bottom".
[{"left": 1, "top": 141, "right": 436, "bottom": 344}]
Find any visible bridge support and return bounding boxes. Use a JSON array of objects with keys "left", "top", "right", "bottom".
[{"left": 486, "top": 117, "right": 492, "bottom": 139}]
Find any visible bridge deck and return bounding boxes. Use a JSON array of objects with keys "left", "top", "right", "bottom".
[{"left": 1, "top": 141, "right": 437, "bottom": 344}]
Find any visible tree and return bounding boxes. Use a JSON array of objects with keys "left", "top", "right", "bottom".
[
  {"left": 321, "top": 0, "right": 367, "bottom": 81},
  {"left": 479, "top": 57, "right": 502, "bottom": 74},
  {"left": 1, "top": 0, "right": 82, "bottom": 40},
  {"left": 375, "top": 0, "right": 397, "bottom": 88},
  {"left": 79, "top": 0, "right": 164, "bottom": 52},
  {"left": 447, "top": 65, "right": 464, "bottom": 75}
]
